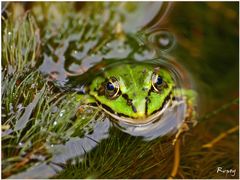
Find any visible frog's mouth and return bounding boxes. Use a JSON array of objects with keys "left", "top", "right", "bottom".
[{"left": 99, "top": 100, "right": 171, "bottom": 125}]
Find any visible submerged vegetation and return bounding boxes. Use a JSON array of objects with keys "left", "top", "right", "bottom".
[{"left": 2, "top": 2, "right": 239, "bottom": 179}]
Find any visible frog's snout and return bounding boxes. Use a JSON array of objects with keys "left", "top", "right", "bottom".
[{"left": 132, "top": 99, "right": 146, "bottom": 118}]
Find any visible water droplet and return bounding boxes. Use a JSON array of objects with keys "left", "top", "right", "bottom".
[
  {"left": 8, "top": 31, "right": 12, "bottom": 36},
  {"left": 59, "top": 110, "right": 65, "bottom": 117},
  {"left": 31, "top": 154, "right": 45, "bottom": 161},
  {"left": 31, "top": 84, "right": 36, "bottom": 89},
  {"left": 51, "top": 106, "right": 58, "bottom": 114},
  {"left": 71, "top": 159, "right": 77, "bottom": 165},
  {"left": 149, "top": 31, "right": 175, "bottom": 51},
  {"left": 53, "top": 121, "right": 57, "bottom": 126},
  {"left": 22, "top": 48, "right": 26, "bottom": 55},
  {"left": 17, "top": 104, "right": 24, "bottom": 112},
  {"left": 9, "top": 103, "right": 13, "bottom": 111},
  {"left": 159, "top": 37, "right": 170, "bottom": 47}
]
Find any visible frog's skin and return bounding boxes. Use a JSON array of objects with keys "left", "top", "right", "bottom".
[{"left": 79, "top": 63, "right": 197, "bottom": 125}]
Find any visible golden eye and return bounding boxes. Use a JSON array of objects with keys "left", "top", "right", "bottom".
[
  {"left": 152, "top": 73, "right": 164, "bottom": 92},
  {"left": 105, "top": 77, "right": 120, "bottom": 99}
]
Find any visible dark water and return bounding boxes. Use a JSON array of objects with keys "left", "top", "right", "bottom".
[{"left": 2, "top": 2, "right": 239, "bottom": 179}]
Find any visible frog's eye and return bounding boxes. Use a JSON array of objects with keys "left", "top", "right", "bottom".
[
  {"left": 105, "top": 77, "right": 120, "bottom": 99},
  {"left": 152, "top": 73, "right": 165, "bottom": 92}
]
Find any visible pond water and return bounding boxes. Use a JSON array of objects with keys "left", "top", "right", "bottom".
[{"left": 2, "top": 2, "right": 239, "bottom": 179}]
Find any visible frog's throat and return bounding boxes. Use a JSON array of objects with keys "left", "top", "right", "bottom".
[{"left": 100, "top": 100, "right": 171, "bottom": 124}]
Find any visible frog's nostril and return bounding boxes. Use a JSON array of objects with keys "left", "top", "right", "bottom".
[{"left": 132, "top": 105, "right": 137, "bottom": 113}]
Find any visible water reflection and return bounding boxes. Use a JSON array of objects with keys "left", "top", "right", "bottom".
[
  {"left": 38, "top": 2, "right": 172, "bottom": 87},
  {"left": 50, "top": 117, "right": 111, "bottom": 163},
  {"left": 9, "top": 116, "right": 111, "bottom": 179}
]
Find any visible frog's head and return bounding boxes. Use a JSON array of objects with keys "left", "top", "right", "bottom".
[{"left": 89, "top": 63, "right": 175, "bottom": 124}]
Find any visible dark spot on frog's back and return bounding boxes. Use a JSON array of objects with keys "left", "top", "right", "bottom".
[
  {"left": 164, "top": 82, "right": 168, "bottom": 88},
  {"left": 142, "top": 87, "right": 148, "bottom": 91},
  {"left": 97, "top": 85, "right": 105, "bottom": 96},
  {"left": 122, "top": 93, "right": 137, "bottom": 113},
  {"left": 122, "top": 93, "right": 129, "bottom": 100},
  {"left": 145, "top": 96, "right": 151, "bottom": 115}
]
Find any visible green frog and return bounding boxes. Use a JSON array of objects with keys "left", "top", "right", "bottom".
[{"left": 77, "top": 62, "right": 197, "bottom": 141}]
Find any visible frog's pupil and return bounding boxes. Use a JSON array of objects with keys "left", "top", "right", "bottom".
[
  {"left": 107, "top": 82, "right": 115, "bottom": 91},
  {"left": 156, "top": 76, "right": 163, "bottom": 85}
]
